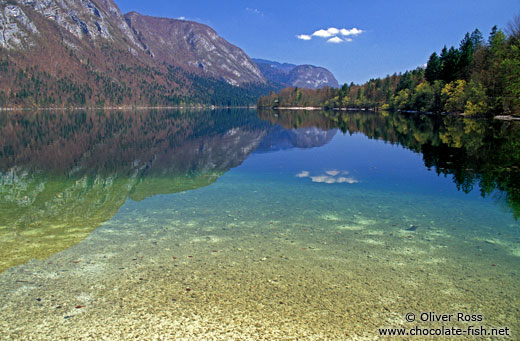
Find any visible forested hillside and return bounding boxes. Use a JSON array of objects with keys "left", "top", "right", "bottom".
[
  {"left": 0, "top": 0, "right": 278, "bottom": 108},
  {"left": 259, "top": 18, "right": 520, "bottom": 116}
]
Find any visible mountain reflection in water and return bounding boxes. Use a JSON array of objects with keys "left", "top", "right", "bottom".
[
  {"left": 0, "top": 108, "right": 519, "bottom": 272},
  {"left": 0, "top": 109, "right": 335, "bottom": 271}
]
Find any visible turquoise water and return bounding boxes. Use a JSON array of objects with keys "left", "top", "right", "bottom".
[{"left": 0, "top": 109, "right": 518, "bottom": 339}]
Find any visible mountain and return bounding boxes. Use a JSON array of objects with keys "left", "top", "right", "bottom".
[
  {"left": 124, "top": 12, "right": 265, "bottom": 86},
  {"left": 287, "top": 65, "right": 340, "bottom": 89},
  {"left": 253, "top": 59, "right": 339, "bottom": 89},
  {"left": 0, "top": 0, "right": 273, "bottom": 108}
]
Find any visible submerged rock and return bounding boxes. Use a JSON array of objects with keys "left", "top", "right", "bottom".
[{"left": 406, "top": 225, "right": 418, "bottom": 231}]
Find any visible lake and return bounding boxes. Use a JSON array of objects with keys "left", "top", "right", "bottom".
[{"left": 0, "top": 109, "right": 518, "bottom": 339}]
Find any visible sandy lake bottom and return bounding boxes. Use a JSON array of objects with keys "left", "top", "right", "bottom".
[{"left": 1, "top": 166, "right": 519, "bottom": 339}]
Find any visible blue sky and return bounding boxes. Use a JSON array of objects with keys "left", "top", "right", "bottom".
[{"left": 117, "top": 0, "right": 519, "bottom": 84}]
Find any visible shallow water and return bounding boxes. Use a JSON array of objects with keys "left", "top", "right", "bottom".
[{"left": 0, "top": 109, "right": 519, "bottom": 339}]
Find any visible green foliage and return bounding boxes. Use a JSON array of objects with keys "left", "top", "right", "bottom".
[
  {"left": 442, "top": 80, "right": 467, "bottom": 112},
  {"left": 412, "top": 82, "right": 434, "bottom": 111},
  {"left": 501, "top": 36, "right": 520, "bottom": 113},
  {"left": 393, "top": 89, "right": 412, "bottom": 110},
  {"left": 464, "top": 81, "right": 489, "bottom": 115}
]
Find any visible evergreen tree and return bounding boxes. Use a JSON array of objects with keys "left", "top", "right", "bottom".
[
  {"left": 440, "top": 46, "right": 460, "bottom": 83},
  {"left": 458, "top": 32, "right": 475, "bottom": 80},
  {"left": 425, "top": 52, "right": 442, "bottom": 82},
  {"left": 470, "top": 29, "right": 484, "bottom": 48}
]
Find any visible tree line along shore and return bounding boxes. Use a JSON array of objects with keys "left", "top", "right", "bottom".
[{"left": 259, "top": 20, "right": 520, "bottom": 117}]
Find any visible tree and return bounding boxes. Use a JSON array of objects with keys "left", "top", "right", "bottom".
[
  {"left": 396, "top": 72, "right": 413, "bottom": 92},
  {"left": 470, "top": 29, "right": 484, "bottom": 47},
  {"left": 440, "top": 46, "right": 460, "bottom": 83},
  {"left": 393, "top": 89, "right": 412, "bottom": 110},
  {"left": 442, "top": 80, "right": 467, "bottom": 112},
  {"left": 464, "top": 81, "right": 489, "bottom": 115},
  {"left": 487, "top": 28, "right": 508, "bottom": 113},
  {"left": 501, "top": 36, "right": 520, "bottom": 113},
  {"left": 413, "top": 82, "right": 434, "bottom": 112},
  {"left": 458, "top": 32, "right": 475, "bottom": 81},
  {"left": 425, "top": 52, "right": 441, "bottom": 82}
]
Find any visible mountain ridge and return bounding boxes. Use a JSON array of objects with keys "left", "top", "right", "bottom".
[{"left": 124, "top": 11, "right": 266, "bottom": 86}]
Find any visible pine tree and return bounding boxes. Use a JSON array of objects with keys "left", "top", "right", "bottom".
[
  {"left": 425, "top": 52, "right": 442, "bottom": 82},
  {"left": 440, "top": 46, "right": 460, "bottom": 83}
]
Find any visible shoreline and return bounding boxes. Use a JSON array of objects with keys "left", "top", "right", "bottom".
[
  {"left": 2, "top": 106, "right": 518, "bottom": 121},
  {"left": 494, "top": 115, "right": 520, "bottom": 121},
  {"left": 263, "top": 106, "right": 520, "bottom": 120},
  {"left": 0, "top": 105, "right": 257, "bottom": 112},
  {"left": 261, "top": 106, "right": 379, "bottom": 112}
]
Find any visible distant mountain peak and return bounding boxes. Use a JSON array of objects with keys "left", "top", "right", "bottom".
[{"left": 253, "top": 59, "right": 339, "bottom": 89}]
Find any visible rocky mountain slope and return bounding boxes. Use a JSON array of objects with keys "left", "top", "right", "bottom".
[
  {"left": 0, "top": 0, "right": 273, "bottom": 107},
  {"left": 253, "top": 59, "right": 339, "bottom": 89},
  {"left": 0, "top": 0, "right": 140, "bottom": 50},
  {"left": 124, "top": 12, "right": 265, "bottom": 86}
]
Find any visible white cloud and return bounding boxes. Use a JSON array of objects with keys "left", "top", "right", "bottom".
[
  {"left": 177, "top": 16, "right": 186, "bottom": 20},
  {"left": 297, "top": 34, "right": 312, "bottom": 41},
  {"left": 312, "top": 29, "right": 333, "bottom": 38},
  {"left": 327, "top": 36, "right": 344, "bottom": 44},
  {"left": 339, "top": 28, "right": 364, "bottom": 36},
  {"left": 298, "top": 27, "right": 364, "bottom": 43},
  {"left": 327, "top": 27, "right": 340, "bottom": 35}
]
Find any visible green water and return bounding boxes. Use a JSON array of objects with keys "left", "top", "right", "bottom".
[{"left": 0, "top": 109, "right": 519, "bottom": 339}]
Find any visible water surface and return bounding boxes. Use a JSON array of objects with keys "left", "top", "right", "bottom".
[{"left": 0, "top": 109, "right": 518, "bottom": 339}]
